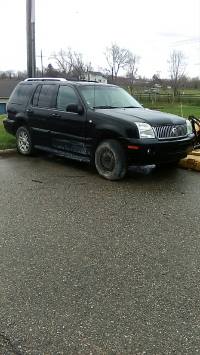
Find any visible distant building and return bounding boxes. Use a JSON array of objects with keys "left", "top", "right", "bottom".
[
  {"left": 81, "top": 71, "right": 107, "bottom": 84},
  {"left": 154, "top": 83, "right": 162, "bottom": 89},
  {"left": 0, "top": 79, "right": 20, "bottom": 114},
  {"left": 0, "top": 98, "right": 7, "bottom": 114}
]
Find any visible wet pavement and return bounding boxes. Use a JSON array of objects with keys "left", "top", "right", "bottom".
[{"left": 0, "top": 152, "right": 200, "bottom": 354}]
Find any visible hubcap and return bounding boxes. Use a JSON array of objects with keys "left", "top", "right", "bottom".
[
  {"left": 100, "top": 148, "right": 115, "bottom": 172},
  {"left": 18, "top": 131, "right": 30, "bottom": 153}
]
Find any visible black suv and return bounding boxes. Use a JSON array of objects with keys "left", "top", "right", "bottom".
[{"left": 4, "top": 78, "right": 194, "bottom": 180}]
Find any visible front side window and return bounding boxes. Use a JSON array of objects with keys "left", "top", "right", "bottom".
[
  {"left": 32, "top": 85, "right": 42, "bottom": 106},
  {"left": 56, "top": 86, "right": 79, "bottom": 111},
  {"left": 37, "top": 85, "right": 56, "bottom": 108},
  {"left": 79, "top": 85, "right": 142, "bottom": 109}
]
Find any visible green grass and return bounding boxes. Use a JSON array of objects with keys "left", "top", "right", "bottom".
[
  {"left": 0, "top": 115, "right": 16, "bottom": 150},
  {"left": 145, "top": 103, "right": 200, "bottom": 118},
  {"left": 179, "top": 89, "right": 200, "bottom": 95}
]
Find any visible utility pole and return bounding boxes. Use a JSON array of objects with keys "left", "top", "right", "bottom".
[
  {"left": 26, "top": 0, "right": 36, "bottom": 77},
  {"left": 40, "top": 49, "right": 44, "bottom": 77},
  {"left": 111, "top": 67, "right": 114, "bottom": 82}
]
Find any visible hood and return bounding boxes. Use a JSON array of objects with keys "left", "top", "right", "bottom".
[{"left": 95, "top": 107, "right": 186, "bottom": 126}]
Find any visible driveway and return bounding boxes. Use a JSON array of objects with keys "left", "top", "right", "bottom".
[{"left": 0, "top": 153, "right": 200, "bottom": 354}]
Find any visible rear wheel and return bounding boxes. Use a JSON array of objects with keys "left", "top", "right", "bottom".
[
  {"left": 95, "top": 139, "right": 127, "bottom": 180},
  {"left": 16, "top": 126, "right": 34, "bottom": 155}
]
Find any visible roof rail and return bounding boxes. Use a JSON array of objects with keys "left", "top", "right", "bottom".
[
  {"left": 68, "top": 79, "right": 99, "bottom": 83},
  {"left": 24, "top": 77, "right": 67, "bottom": 82}
]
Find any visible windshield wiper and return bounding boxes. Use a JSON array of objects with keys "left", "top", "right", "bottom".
[
  {"left": 93, "top": 105, "right": 119, "bottom": 109},
  {"left": 120, "top": 106, "right": 141, "bottom": 108}
]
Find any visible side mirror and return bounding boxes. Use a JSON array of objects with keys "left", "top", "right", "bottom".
[{"left": 66, "top": 104, "right": 84, "bottom": 115}]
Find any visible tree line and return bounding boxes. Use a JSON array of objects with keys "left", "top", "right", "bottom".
[{"left": 0, "top": 43, "right": 200, "bottom": 96}]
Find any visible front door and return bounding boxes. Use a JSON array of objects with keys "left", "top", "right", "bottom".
[{"left": 50, "top": 85, "right": 87, "bottom": 157}]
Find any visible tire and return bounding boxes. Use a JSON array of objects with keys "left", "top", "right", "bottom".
[
  {"left": 95, "top": 139, "right": 127, "bottom": 180},
  {"left": 16, "top": 126, "right": 34, "bottom": 156}
]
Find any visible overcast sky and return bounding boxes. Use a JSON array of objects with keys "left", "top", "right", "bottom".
[{"left": 1, "top": 0, "right": 200, "bottom": 78}]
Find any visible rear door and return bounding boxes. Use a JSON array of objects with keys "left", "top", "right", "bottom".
[
  {"left": 50, "top": 85, "right": 87, "bottom": 157},
  {"left": 27, "top": 83, "right": 58, "bottom": 147}
]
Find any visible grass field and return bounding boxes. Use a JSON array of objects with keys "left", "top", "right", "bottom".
[
  {"left": 0, "top": 115, "right": 16, "bottom": 149},
  {"left": 145, "top": 103, "right": 200, "bottom": 118}
]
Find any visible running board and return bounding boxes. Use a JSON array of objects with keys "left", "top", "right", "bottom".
[{"left": 34, "top": 145, "right": 90, "bottom": 163}]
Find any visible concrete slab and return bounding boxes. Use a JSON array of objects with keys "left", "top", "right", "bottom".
[{"left": 179, "top": 151, "right": 200, "bottom": 171}]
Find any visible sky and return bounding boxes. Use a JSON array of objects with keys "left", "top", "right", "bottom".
[{"left": 1, "top": 0, "right": 200, "bottom": 78}]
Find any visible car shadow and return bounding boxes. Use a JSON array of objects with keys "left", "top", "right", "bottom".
[{"left": 26, "top": 151, "right": 181, "bottom": 183}]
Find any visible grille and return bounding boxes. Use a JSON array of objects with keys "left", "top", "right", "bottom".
[{"left": 153, "top": 124, "right": 187, "bottom": 140}]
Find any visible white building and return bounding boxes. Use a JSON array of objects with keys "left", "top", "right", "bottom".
[{"left": 81, "top": 71, "right": 107, "bottom": 84}]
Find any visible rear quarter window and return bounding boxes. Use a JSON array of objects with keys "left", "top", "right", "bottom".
[{"left": 9, "top": 84, "right": 34, "bottom": 106}]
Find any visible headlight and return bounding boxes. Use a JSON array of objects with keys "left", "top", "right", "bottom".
[
  {"left": 186, "top": 120, "right": 193, "bottom": 134},
  {"left": 135, "top": 122, "right": 155, "bottom": 139}
]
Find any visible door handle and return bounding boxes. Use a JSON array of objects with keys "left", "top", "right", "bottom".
[
  {"left": 26, "top": 109, "right": 33, "bottom": 115},
  {"left": 51, "top": 113, "right": 61, "bottom": 118}
]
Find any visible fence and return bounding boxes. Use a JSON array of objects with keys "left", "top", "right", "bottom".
[{"left": 134, "top": 93, "right": 200, "bottom": 106}]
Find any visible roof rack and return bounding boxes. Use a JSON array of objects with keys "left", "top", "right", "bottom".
[
  {"left": 77, "top": 80, "right": 98, "bottom": 83},
  {"left": 67, "top": 79, "right": 100, "bottom": 83},
  {"left": 24, "top": 78, "right": 67, "bottom": 82}
]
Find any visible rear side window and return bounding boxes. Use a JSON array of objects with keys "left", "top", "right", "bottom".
[
  {"left": 37, "top": 84, "right": 56, "bottom": 108},
  {"left": 9, "top": 84, "right": 33, "bottom": 105}
]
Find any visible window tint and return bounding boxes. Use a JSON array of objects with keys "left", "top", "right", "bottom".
[
  {"left": 57, "top": 86, "right": 79, "bottom": 111},
  {"left": 9, "top": 84, "right": 33, "bottom": 105},
  {"left": 37, "top": 85, "right": 56, "bottom": 108},
  {"left": 32, "top": 85, "right": 42, "bottom": 106},
  {"left": 79, "top": 86, "right": 142, "bottom": 109}
]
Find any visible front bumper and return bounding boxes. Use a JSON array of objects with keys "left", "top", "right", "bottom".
[{"left": 126, "top": 135, "right": 195, "bottom": 165}]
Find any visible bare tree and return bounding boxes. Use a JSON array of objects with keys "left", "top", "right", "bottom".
[
  {"left": 51, "top": 48, "right": 92, "bottom": 79},
  {"left": 51, "top": 49, "right": 71, "bottom": 74},
  {"left": 44, "top": 63, "right": 61, "bottom": 78},
  {"left": 0, "top": 70, "right": 14, "bottom": 79},
  {"left": 70, "top": 52, "right": 92, "bottom": 79},
  {"left": 168, "top": 50, "right": 186, "bottom": 97},
  {"left": 126, "top": 53, "right": 140, "bottom": 95},
  {"left": 152, "top": 73, "right": 162, "bottom": 85},
  {"left": 105, "top": 43, "right": 131, "bottom": 80}
]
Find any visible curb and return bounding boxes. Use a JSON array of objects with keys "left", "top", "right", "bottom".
[
  {"left": 0, "top": 148, "right": 16, "bottom": 156},
  {"left": 179, "top": 150, "right": 200, "bottom": 172}
]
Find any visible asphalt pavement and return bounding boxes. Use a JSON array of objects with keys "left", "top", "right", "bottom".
[{"left": 0, "top": 152, "right": 200, "bottom": 354}]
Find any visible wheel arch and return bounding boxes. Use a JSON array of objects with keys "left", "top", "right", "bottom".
[
  {"left": 95, "top": 128, "right": 125, "bottom": 149},
  {"left": 14, "top": 115, "right": 29, "bottom": 134}
]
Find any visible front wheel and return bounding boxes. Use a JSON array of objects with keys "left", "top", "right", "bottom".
[
  {"left": 95, "top": 140, "right": 127, "bottom": 180},
  {"left": 16, "top": 126, "right": 34, "bottom": 155}
]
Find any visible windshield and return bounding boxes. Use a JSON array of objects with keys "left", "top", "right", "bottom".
[{"left": 79, "top": 85, "right": 142, "bottom": 109}]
